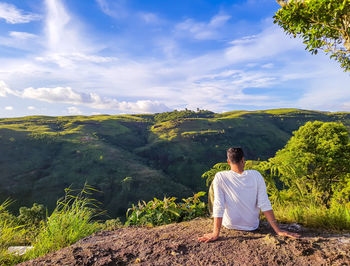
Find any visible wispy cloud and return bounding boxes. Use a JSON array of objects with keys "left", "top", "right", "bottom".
[
  {"left": 139, "top": 12, "right": 160, "bottom": 24},
  {"left": 35, "top": 53, "right": 117, "bottom": 68},
  {"left": 9, "top": 31, "right": 37, "bottom": 40},
  {"left": 0, "top": 2, "right": 41, "bottom": 24},
  {"left": 67, "top": 106, "right": 82, "bottom": 115},
  {"left": 45, "top": 0, "right": 89, "bottom": 53},
  {"left": 95, "top": 0, "right": 128, "bottom": 19},
  {"left": 296, "top": 61, "right": 350, "bottom": 111},
  {"left": 175, "top": 13, "right": 231, "bottom": 40},
  {"left": 225, "top": 25, "right": 301, "bottom": 63}
]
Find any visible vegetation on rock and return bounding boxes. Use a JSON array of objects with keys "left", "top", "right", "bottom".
[{"left": 125, "top": 192, "right": 207, "bottom": 226}]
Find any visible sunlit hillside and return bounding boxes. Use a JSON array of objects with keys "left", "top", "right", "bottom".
[{"left": 1, "top": 109, "right": 349, "bottom": 217}]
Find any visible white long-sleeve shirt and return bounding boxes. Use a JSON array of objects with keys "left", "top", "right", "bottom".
[{"left": 212, "top": 169, "right": 272, "bottom": 231}]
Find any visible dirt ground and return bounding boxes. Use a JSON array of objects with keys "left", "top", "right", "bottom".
[{"left": 19, "top": 218, "right": 350, "bottom": 265}]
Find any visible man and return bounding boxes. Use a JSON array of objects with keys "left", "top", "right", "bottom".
[{"left": 198, "top": 147, "right": 300, "bottom": 243}]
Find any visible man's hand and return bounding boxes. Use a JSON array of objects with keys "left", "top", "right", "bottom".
[
  {"left": 198, "top": 233, "right": 219, "bottom": 243},
  {"left": 277, "top": 230, "right": 300, "bottom": 238}
]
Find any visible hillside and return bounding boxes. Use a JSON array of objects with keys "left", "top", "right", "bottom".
[
  {"left": 19, "top": 218, "right": 350, "bottom": 265},
  {"left": 1, "top": 109, "right": 350, "bottom": 217}
]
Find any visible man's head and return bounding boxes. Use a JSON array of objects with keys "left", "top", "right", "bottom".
[{"left": 227, "top": 147, "right": 245, "bottom": 165}]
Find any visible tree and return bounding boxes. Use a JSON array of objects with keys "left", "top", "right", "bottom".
[
  {"left": 274, "top": 0, "right": 350, "bottom": 71},
  {"left": 269, "top": 121, "right": 350, "bottom": 206}
]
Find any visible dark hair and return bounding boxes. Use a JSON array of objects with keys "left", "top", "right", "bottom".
[{"left": 227, "top": 147, "right": 244, "bottom": 164}]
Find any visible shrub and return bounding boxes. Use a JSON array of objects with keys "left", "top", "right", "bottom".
[
  {"left": 125, "top": 192, "right": 207, "bottom": 226},
  {"left": 104, "top": 218, "right": 123, "bottom": 231}
]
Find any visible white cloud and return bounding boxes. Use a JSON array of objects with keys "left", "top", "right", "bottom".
[
  {"left": 139, "top": 12, "right": 160, "bottom": 24},
  {"left": 45, "top": 0, "right": 80, "bottom": 52},
  {"left": 261, "top": 63, "right": 274, "bottom": 69},
  {"left": 225, "top": 26, "right": 301, "bottom": 63},
  {"left": 0, "top": 81, "right": 12, "bottom": 97},
  {"left": 27, "top": 106, "right": 36, "bottom": 110},
  {"left": 9, "top": 31, "right": 37, "bottom": 40},
  {"left": 96, "top": 0, "right": 128, "bottom": 19},
  {"left": 67, "top": 106, "right": 82, "bottom": 115},
  {"left": 5, "top": 106, "right": 13, "bottom": 111},
  {"left": 0, "top": 82, "right": 170, "bottom": 114},
  {"left": 35, "top": 53, "right": 117, "bottom": 68},
  {"left": 175, "top": 13, "right": 231, "bottom": 40},
  {"left": 229, "top": 35, "right": 257, "bottom": 45},
  {"left": 296, "top": 62, "right": 350, "bottom": 111},
  {"left": 0, "top": 2, "right": 41, "bottom": 24},
  {"left": 21, "top": 87, "right": 82, "bottom": 103}
]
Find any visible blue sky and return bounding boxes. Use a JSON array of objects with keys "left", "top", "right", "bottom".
[{"left": 0, "top": 0, "right": 349, "bottom": 117}]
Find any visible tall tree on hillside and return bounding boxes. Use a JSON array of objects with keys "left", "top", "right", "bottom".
[
  {"left": 274, "top": 0, "right": 350, "bottom": 71},
  {"left": 269, "top": 121, "right": 350, "bottom": 206}
]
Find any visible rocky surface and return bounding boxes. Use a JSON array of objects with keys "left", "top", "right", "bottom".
[{"left": 19, "top": 218, "right": 350, "bottom": 265}]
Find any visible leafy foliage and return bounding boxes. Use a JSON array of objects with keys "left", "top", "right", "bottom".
[
  {"left": 269, "top": 121, "right": 350, "bottom": 206},
  {"left": 201, "top": 163, "right": 231, "bottom": 187},
  {"left": 17, "top": 203, "right": 45, "bottom": 228},
  {"left": 154, "top": 109, "right": 214, "bottom": 122},
  {"left": 125, "top": 192, "right": 208, "bottom": 226},
  {"left": 274, "top": 0, "right": 350, "bottom": 71},
  {"left": 202, "top": 121, "right": 350, "bottom": 229}
]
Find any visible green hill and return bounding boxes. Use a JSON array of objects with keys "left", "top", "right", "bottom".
[{"left": 1, "top": 109, "right": 349, "bottom": 217}]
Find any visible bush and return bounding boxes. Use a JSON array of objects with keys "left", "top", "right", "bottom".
[
  {"left": 268, "top": 121, "right": 350, "bottom": 206},
  {"left": 104, "top": 218, "right": 123, "bottom": 231},
  {"left": 125, "top": 192, "right": 208, "bottom": 226},
  {"left": 154, "top": 109, "right": 214, "bottom": 122},
  {"left": 17, "top": 203, "right": 45, "bottom": 227}
]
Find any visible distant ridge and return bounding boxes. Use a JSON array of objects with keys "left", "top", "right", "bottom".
[{"left": 1, "top": 108, "right": 349, "bottom": 217}]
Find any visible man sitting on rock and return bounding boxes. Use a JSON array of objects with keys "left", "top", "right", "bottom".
[{"left": 198, "top": 147, "right": 300, "bottom": 242}]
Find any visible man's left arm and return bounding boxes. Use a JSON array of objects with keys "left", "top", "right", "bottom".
[
  {"left": 263, "top": 209, "right": 300, "bottom": 238},
  {"left": 256, "top": 172, "right": 300, "bottom": 238}
]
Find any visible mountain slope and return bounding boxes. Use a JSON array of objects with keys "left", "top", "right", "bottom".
[{"left": 0, "top": 109, "right": 349, "bottom": 217}]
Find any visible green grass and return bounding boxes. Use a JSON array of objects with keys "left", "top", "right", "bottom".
[
  {"left": 27, "top": 186, "right": 103, "bottom": 259},
  {"left": 0, "top": 200, "right": 26, "bottom": 249},
  {"left": 273, "top": 203, "right": 350, "bottom": 231},
  {"left": 0, "top": 186, "right": 107, "bottom": 265}
]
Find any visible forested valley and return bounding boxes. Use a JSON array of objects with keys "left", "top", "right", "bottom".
[{"left": 0, "top": 108, "right": 349, "bottom": 217}]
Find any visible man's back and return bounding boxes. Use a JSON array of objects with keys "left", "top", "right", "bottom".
[{"left": 213, "top": 169, "right": 272, "bottom": 231}]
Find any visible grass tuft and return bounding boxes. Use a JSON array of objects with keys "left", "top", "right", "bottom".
[
  {"left": 0, "top": 186, "right": 105, "bottom": 265},
  {"left": 27, "top": 185, "right": 103, "bottom": 259}
]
